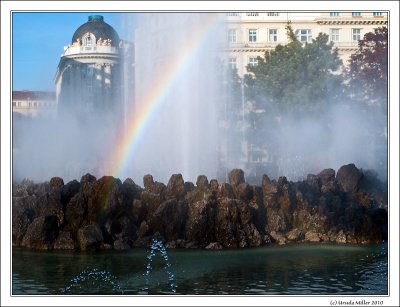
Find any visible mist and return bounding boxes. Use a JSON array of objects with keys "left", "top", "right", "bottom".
[
  {"left": 240, "top": 98, "right": 388, "bottom": 182},
  {"left": 12, "top": 13, "right": 387, "bottom": 185},
  {"left": 13, "top": 13, "right": 227, "bottom": 184}
]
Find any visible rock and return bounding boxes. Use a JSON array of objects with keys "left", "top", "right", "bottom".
[
  {"left": 49, "top": 177, "right": 64, "bottom": 193},
  {"left": 54, "top": 231, "right": 75, "bottom": 250},
  {"left": 12, "top": 196, "right": 37, "bottom": 246},
  {"left": 175, "top": 239, "right": 187, "bottom": 248},
  {"left": 305, "top": 231, "right": 321, "bottom": 242},
  {"left": 185, "top": 186, "right": 213, "bottom": 204},
  {"left": 137, "top": 221, "right": 150, "bottom": 238},
  {"left": 32, "top": 182, "right": 49, "bottom": 196},
  {"left": 306, "top": 174, "right": 321, "bottom": 193},
  {"left": 77, "top": 224, "right": 104, "bottom": 251},
  {"left": 196, "top": 175, "right": 209, "bottom": 189},
  {"left": 262, "top": 174, "right": 278, "bottom": 195},
  {"left": 149, "top": 199, "right": 188, "bottom": 241},
  {"left": 165, "top": 241, "right": 177, "bottom": 249},
  {"left": 205, "top": 242, "right": 223, "bottom": 250},
  {"left": 278, "top": 176, "right": 288, "bottom": 186},
  {"left": 113, "top": 239, "right": 131, "bottom": 250},
  {"left": 213, "top": 199, "right": 260, "bottom": 248},
  {"left": 184, "top": 181, "right": 195, "bottom": 193},
  {"left": 65, "top": 192, "right": 87, "bottom": 230},
  {"left": 214, "top": 199, "right": 240, "bottom": 248},
  {"left": 36, "top": 193, "right": 64, "bottom": 226},
  {"left": 286, "top": 228, "right": 303, "bottom": 242},
  {"left": 218, "top": 182, "right": 235, "bottom": 199},
  {"left": 185, "top": 241, "right": 198, "bottom": 249},
  {"left": 21, "top": 215, "right": 59, "bottom": 250},
  {"left": 265, "top": 208, "right": 289, "bottom": 233},
  {"left": 210, "top": 179, "right": 219, "bottom": 191},
  {"left": 121, "top": 178, "right": 143, "bottom": 205},
  {"left": 13, "top": 183, "right": 29, "bottom": 197},
  {"left": 244, "top": 224, "right": 262, "bottom": 247},
  {"left": 131, "top": 199, "right": 147, "bottom": 224},
  {"left": 235, "top": 182, "right": 253, "bottom": 201},
  {"left": 336, "top": 164, "right": 363, "bottom": 193},
  {"left": 228, "top": 169, "right": 245, "bottom": 186},
  {"left": 152, "top": 181, "right": 167, "bottom": 195},
  {"left": 185, "top": 200, "right": 217, "bottom": 247},
  {"left": 60, "top": 180, "right": 80, "bottom": 207},
  {"left": 143, "top": 174, "right": 154, "bottom": 190},
  {"left": 100, "top": 243, "right": 113, "bottom": 250},
  {"left": 263, "top": 234, "right": 273, "bottom": 245},
  {"left": 141, "top": 190, "right": 164, "bottom": 218},
  {"left": 334, "top": 230, "right": 347, "bottom": 243},
  {"left": 87, "top": 176, "right": 122, "bottom": 223},
  {"left": 166, "top": 174, "right": 186, "bottom": 200},
  {"left": 19, "top": 178, "right": 34, "bottom": 195},
  {"left": 80, "top": 173, "right": 96, "bottom": 198},
  {"left": 118, "top": 215, "right": 137, "bottom": 240},
  {"left": 317, "top": 168, "right": 336, "bottom": 184},
  {"left": 269, "top": 231, "right": 287, "bottom": 245},
  {"left": 11, "top": 167, "right": 388, "bottom": 251}
]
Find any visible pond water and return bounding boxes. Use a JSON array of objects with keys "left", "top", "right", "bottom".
[{"left": 12, "top": 243, "right": 388, "bottom": 295}]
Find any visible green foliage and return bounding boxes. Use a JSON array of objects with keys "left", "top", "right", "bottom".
[{"left": 244, "top": 25, "right": 344, "bottom": 116}]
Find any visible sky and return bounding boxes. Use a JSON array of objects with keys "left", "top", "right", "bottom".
[{"left": 12, "top": 12, "right": 135, "bottom": 91}]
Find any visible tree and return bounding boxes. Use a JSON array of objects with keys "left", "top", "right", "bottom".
[
  {"left": 346, "top": 27, "right": 388, "bottom": 108},
  {"left": 244, "top": 25, "right": 344, "bottom": 117},
  {"left": 345, "top": 27, "right": 388, "bottom": 174}
]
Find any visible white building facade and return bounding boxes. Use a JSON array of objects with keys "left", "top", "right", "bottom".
[
  {"left": 225, "top": 11, "right": 388, "bottom": 76},
  {"left": 12, "top": 91, "right": 56, "bottom": 118}
]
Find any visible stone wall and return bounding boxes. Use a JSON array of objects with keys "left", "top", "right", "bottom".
[{"left": 12, "top": 164, "right": 388, "bottom": 251}]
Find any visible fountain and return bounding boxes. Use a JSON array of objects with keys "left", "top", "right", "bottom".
[
  {"left": 59, "top": 267, "right": 123, "bottom": 295},
  {"left": 58, "top": 240, "right": 176, "bottom": 295},
  {"left": 118, "top": 12, "right": 227, "bottom": 183},
  {"left": 142, "top": 239, "right": 177, "bottom": 294}
]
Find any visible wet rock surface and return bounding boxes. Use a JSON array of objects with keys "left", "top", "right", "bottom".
[{"left": 12, "top": 164, "right": 388, "bottom": 251}]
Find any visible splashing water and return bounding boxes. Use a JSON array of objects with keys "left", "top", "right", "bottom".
[
  {"left": 59, "top": 240, "right": 177, "bottom": 295},
  {"left": 142, "top": 239, "right": 177, "bottom": 294},
  {"left": 59, "top": 267, "right": 123, "bottom": 295}
]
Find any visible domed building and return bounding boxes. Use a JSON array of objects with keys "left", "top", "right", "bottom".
[{"left": 54, "top": 15, "right": 124, "bottom": 122}]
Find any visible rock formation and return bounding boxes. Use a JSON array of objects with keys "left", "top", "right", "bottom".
[{"left": 12, "top": 164, "right": 388, "bottom": 251}]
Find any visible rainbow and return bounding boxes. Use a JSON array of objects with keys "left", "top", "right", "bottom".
[{"left": 111, "top": 13, "right": 223, "bottom": 179}]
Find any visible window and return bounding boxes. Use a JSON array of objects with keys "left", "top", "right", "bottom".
[
  {"left": 228, "top": 58, "right": 237, "bottom": 70},
  {"left": 269, "top": 29, "right": 278, "bottom": 42},
  {"left": 246, "top": 12, "right": 259, "bottom": 17},
  {"left": 295, "top": 29, "right": 312, "bottom": 43},
  {"left": 352, "top": 28, "right": 361, "bottom": 41},
  {"left": 373, "top": 12, "right": 383, "bottom": 17},
  {"left": 226, "top": 12, "right": 239, "bottom": 17},
  {"left": 330, "top": 12, "right": 340, "bottom": 17},
  {"left": 28, "top": 102, "right": 32, "bottom": 107},
  {"left": 249, "top": 29, "right": 257, "bottom": 42},
  {"left": 83, "top": 33, "right": 95, "bottom": 46},
  {"left": 18, "top": 102, "right": 22, "bottom": 107},
  {"left": 86, "top": 37, "right": 93, "bottom": 46},
  {"left": 249, "top": 57, "right": 258, "bottom": 67},
  {"left": 352, "top": 12, "right": 361, "bottom": 17},
  {"left": 228, "top": 29, "right": 236, "bottom": 43},
  {"left": 33, "top": 102, "right": 37, "bottom": 108},
  {"left": 12, "top": 102, "right": 16, "bottom": 107},
  {"left": 267, "top": 12, "right": 279, "bottom": 17},
  {"left": 330, "top": 29, "right": 340, "bottom": 42}
]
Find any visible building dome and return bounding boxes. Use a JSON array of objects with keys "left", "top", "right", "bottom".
[{"left": 71, "top": 15, "right": 120, "bottom": 47}]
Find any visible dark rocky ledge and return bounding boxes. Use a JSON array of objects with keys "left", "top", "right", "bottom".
[{"left": 12, "top": 164, "right": 388, "bottom": 251}]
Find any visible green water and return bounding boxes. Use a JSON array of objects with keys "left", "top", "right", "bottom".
[{"left": 12, "top": 243, "right": 388, "bottom": 295}]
